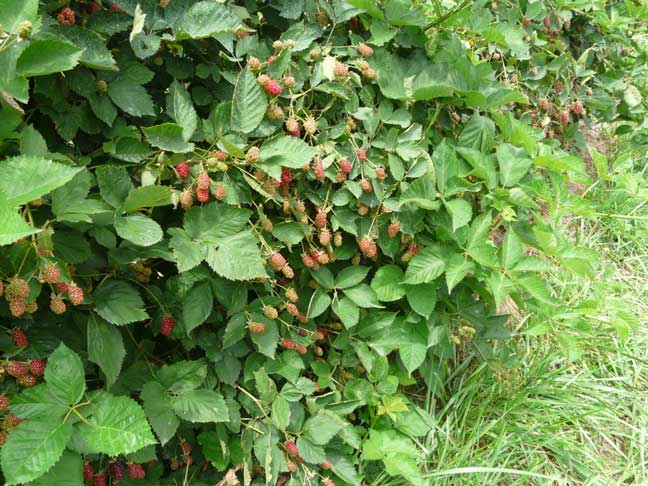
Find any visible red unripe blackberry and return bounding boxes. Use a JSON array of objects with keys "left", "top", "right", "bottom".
[
  {"left": 260, "top": 217, "right": 273, "bottom": 232},
  {"left": 295, "top": 344, "right": 307, "bottom": 355},
  {"left": 109, "top": 461, "right": 124, "bottom": 480},
  {"left": 213, "top": 150, "right": 227, "bottom": 161},
  {"left": 50, "top": 295, "right": 66, "bottom": 314},
  {"left": 30, "top": 359, "right": 46, "bottom": 376},
  {"left": 359, "top": 237, "right": 372, "bottom": 253},
  {"left": 360, "top": 179, "right": 373, "bottom": 193},
  {"left": 558, "top": 110, "right": 570, "bottom": 124},
  {"left": 269, "top": 252, "right": 287, "bottom": 271},
  {"left": 287, "top": 461, "right": 298, "bottom": 472},
  {"left": 280, "top": 167, "right": 293, "bottom": 186},
  {"left": 55, "top": 282, "right": 69, "bottom": 293},
  {"left": 321, "top": 460, "right": 332, "bottom": 470},
  {"left": 314, "top": 211, "right": 327, "bottom": 229},
  {"left": 295, "top": 455, "right": 304, "bottom": 463},
  {"left": 314, "top": 160, "right": 325, "bottom": 180},
  {"left": 197, "top": 172, "right": 211, "bottom": 190},
  {"left": 388, "top": 221, "right": 400, "bottom": 238},
  {"left": 363, "top": 67, "right": 376, "bottom": 79},
  {"left": 161, "top": 315, "right": 175, "bottom": 337},
  {"left": 295, "top": 200, "right": 306, "bottom": 213},
  {"left": 285, "top": 288, "right": 298, "bottom": 303},
  {"left": 319, "top": 229, "right": 331, "bottom": 246},
  {"left": 257, "top": 74, "right": 271, "bottom": 87},
  {"left": 374, "top": 166, "right": 386, "bottom": 180},
  {"left": 538, "top": 99, "right": 550, "bottom": 111},
  {"left": 214, "top": 185, "right": 226, "bottom": 201},
  {"left": 57, "top": 7, "right": 75, "bottom": 25},
  {"left": 286, "top": 303, "right": 299, "bottom": 316},
  {"left": 11, "top": 328, "right": 28, "bottom": 347},
  {"left": 336, "top": 171, "right": 347, "bottom": 183},
  {"left": 9, "top": 297, "right": 26, "bottom": 317},
  {"left": 176, "top": 162, "right": 190, "bottom": 178},
  {"left": 285, "top": 441, "right": 299, "bottom": 455},
  {"left": 323, "top": 478, "right": 334, "bottom": 486},
  {"left": 18, "top": 374, "right": 37, "bottom": 388},
  {"left": 83, "top": 464, "right": 94, "bottom": 481},
  {"left": 196, "top": 187, "right": 210, "bottom": 203},
  {"left": 356, "top": 148, "right": 367, "bottom": 161},
  {"left": 68, "top": 285, "right": 84, "bottom": 305},
  {"left": 5, "top": 414, "right": 24, "bottom": 428},
  {"left": 41, "top": 265, "right": 61, "bottom": 284},
  {"left": 543, "top": 15, "right": 551, "bottom": 28},
  {"left": 180, "top": 189, "right": 193, "bottom": 210},
  {"left": 246, "top": 146, "right": 260, "bottom": 163},
  {"left": 128, "top": 463, "right": 146, "bottom": 479},
  {"left": 110, "top": 2, "right": 123, "bottom": 11},
  {"left": 267, "top": 55, "right": 277, "bottom": 63},
  {"left": 340, "top": 158, "right": 352, "bottom": 174},
  {"left": 6, "top": 361, "right": 27, "bottom": 377},
  {"left": 334, "top": 63, "right": 349, "bottom": 77},
  {"left": 315, "top": 251, "right": 329, "bottom": 265},
  {"left": 8, "top": 277, "right": 30, "bottom": 298},
  {"left": 358, "top": 43, "right": 374, "bottom": 57},
  {"left": 0, "top": 432, "right": 6, "bottom": 447},
  {"left": 262, "top": 305, "right": 278, "bottom": 320},
  {"left": 571, "top": 100, "right": 584, "bottom": 116},
  {"left": 248, "top": 321, "right": 266, "bottom": 334},
  {"left": 0, "top": 395, "right": 9, "bottom": 411},
  {"left": 265, "top": 80, "right": 283, "bottom": 96}
]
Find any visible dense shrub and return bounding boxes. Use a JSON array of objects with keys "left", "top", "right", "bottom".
[{"left": 0, "top": 0, "right": 645, "bottom": 485}]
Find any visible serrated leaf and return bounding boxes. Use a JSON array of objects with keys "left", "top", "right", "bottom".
[
  {"left": 16, "top": 40, "right": 83, "bottom": 77},
  {"left": 223, "top": 313, "right": 247, "bottom": 349},
  {"left": 296, "top": 436, "right": 327, "bottom": 463},
  {"left": 184, "top": 203, "right": 251, "bottom": 242},
  {"left": 107, "top": 78, "right": 155, "bottom": 117},
  {"left": 45, "top": 343, "right": 85, "bottom": 406},
  {"left": 176, "top": 1, "right": 241, "bottom": 39},
  {"left": 8, "top": 385, "right": 68, "bottom": 420},
  {"left": 344, "top": 284, "right": 383, "bottom": 309},
  {"left": 332, "top": 297, "right": 360, "bottom": 328},
  {"left": 403, "top": 247, "right": 446, "bottom": 284},
  {"left": 205, "top": 231, "right": 267, "bottom": 281},
  {"left": 445, "top": 254, "right": 475, "bottom": 292},
  {"left": 497, "top": 143, "right": 533, "bottom": 187},
  {"left": 87, "top": 314, "right": 125, "bottom": 387},
  {"left": 0, "top": 418, "right": 73, "bottom": 485},
  {"left": 47, "top": 25, "right": 116, "bottom": 70},
  {"left": 405, "top": 283, "right": 437, "bottom": 318},
  {"left": 94, "top": 279, "right": 149, "bottom": 325},
  {"left": 124, "top": 185, "right": 172, "bottom": 212},
  {"left": 168, "top": 80, "right": 197, "bottom": 141},
  {"left": 271, "top": 222, "right": 309, "bottom": 245},
  {"left": 0, "top": 156, "right": 81, "bottom": 206},
  {"left": 158, "top": 360, "right": 207, "bottom": 392},
  {"left": 259, "top": 136, "right": 318, "bottom": 173},
  {"left": 78, "top": 395, "right": 156, "bottom": 456},
  {"left": 335, "top": 266, "right": 370, "bottom": 289},
  {"left": 302, "top": 412, "right": 342, "bottom": 445},
  {"left": 231, "top": 67, "right": 267, "bottom": 134},
  {"left": 114, "top": 213, "right": 163, "bottom": 247},
  {"left": 142, "top": 123, "right": 194, "bottom": 153},
  {"left": 0, "top": 0, "right": 39, "bottom": 34},
  {"left": 271, "top": 397, "right": 291, "bottom": 430},
  {"left": 445, "top": 198, "right": 472, "bottom": 232},
  {"left": 140, "top": 381, "right": 179, "bottom": 445},
  {"left": 0, "top": 203, "right": 39, "bottom": 246},
  {"left": 168, "top": 228, "right": 203, "bottom": 272},
  {"left": 28, "top": 450, "right": 83, "bottom": 486},
  {"left": 250, "top": 315, "right": 279, "bottom": 359},
  {"left": 95, "top": 165, "right": 133, "bottom": 208},
  {"left": 183, "top": 281, "right": 213, "bottom": 334},
  {"left": 171, "top": 389, "right": 229, "bottom": 423},
  {"left": 371, "top": 265, "right": 406, "bottom": 302},
  {"left": 501, "top": 230, "right": 524, "bottom": 270}
]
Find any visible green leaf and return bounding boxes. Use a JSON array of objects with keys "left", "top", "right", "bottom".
[
  {"left": 302, "top": 412, "right": 342, "bottom": 445},
  {"left": 28, "top": 450, "right": 83, "bottom": 486},
  {"left": 48, "top": 25, "right": 116, "bottom": 70},
  {"left": 183, "top": 281, "right": 213, "bottom": 334},
  {"left": 78, "top": 395, "right": 156, "bottom": 456},
  {"left": 231, "top": 67, "right": 267, "bottom": 134},
  {"left": 332, "top": 297, "right": 360, "bottom": 328},
  {"left": 336, "top": 266, "right": 370, "bottom": 289},
  {"left": 371, "top": 265, "right": 406, "bottom": 302},
  {"left": 167, "top": 80, "right": 198, "bottom": 141},
  {"left": 403, "top": 247, "right": 446, "bottom": 285},
  {"left": 308, "top": 288, "right": 331, "bottom": 318},
  {"left": 198, "top": 431, "right": 229, "bottom": 471},
  {"left": 140, "top": 381, "right": 179, "bottom": 445},
  {"left": 205, "top": 231, "right": 267, "bottom": 281},
  {"left": 259, "top": 136, "right": 318, "bottom": 175},
  {"left": 0, "top": 417, "right": 73, "bottom": 485},
  {"left": 45, "top": 343, "right": 85, "bottom": 406},
  {"left": 445, "top": 198, "right": 472, "bottom": 232},
  {"left": 87, "top": 314, "right": 125, "bottom": 387},
  {"left": 496, "top": 143, "right": 532, "bottom": 187},
  {"left": 223, "top": 313, "right": 247, "bottom": 349},
  {"left": 0, "top": 0, "right": 39, "bottom": 34},
  {"left": 8, "top": 385, "right": 68, "bottom": 420},
  {"left": 171, "top": 390, "right": 229, "bottom": 423},
  {"left": 95, "top": 165, "right": 133, "bottom": 208},
  {"left": 124, "top": 185, "right": 173, "bottom": 212},
  {"left": 271, "top": 222, "right": 309, "bottom": 245},
  {"left": 445, "top": 254, "right": 475, "bottom": 292},
  {"left": 405, "top": 283, "right": 437, "bottom": 318},
  {"left": 19, "top": 125, "right": 47, "bottom": 156},
  {"left": 250, "top": 315, "right": 279, "bottom": 359},
  {"left": 0, "top": 203, "right": 39, "bottom": 246},
  {"left": 344, "top": 284, "right": 383, "bottom": 308},
  {"left": 114, "top": 213, "right": 163, "bottom": 247},
  {"left": 329, "top": 453, "right": 361, "bottom": 486},
  {"left": 107, "top": 78, "right": 155, "bottom": 117},
  {"left": 16, "top": 40, "right": 83, "bottom": 77},
  {"left": 271, "top": 396, "right": 291, "bottom": 430},
  {"left": 0, "top": 156, "right": 81, "bottom": 206},
  {"left": 142, "top": 123, "right": 194, "bottom": 153},
  {"left": 296, "top": 436, "right": 327, "bottom": 463},
  {"left": 501, "top": 230, "right": 524, "bottom": 270},
  {"left": 184, "top": 203, "right": 251, "bottom": 242},
  {"left": 176, "top": 1, "right": 240, "bottom": 39},
  {"left": 168, "top": 228, "right": 203, "bottom": 272},
  {"left": 93, "top": 279, "right": 149, "bottom": 325},
  {"left": 157, "top": 360, "right": 207, "bottom": 392}
]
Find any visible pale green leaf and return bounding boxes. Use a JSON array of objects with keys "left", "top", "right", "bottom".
[
  {"left": 142, "top": 123, "right": 194, "bottom": 153},
  {"left": 16, "top": 40, "right": 83, "bottom": 76},
  {"left": 114, "top": 213, "right": 163, "bottom": 247},
  {"left": 205, "top": 231, "right": 267, "bottom": 281},
  {"left": 371, "top": 264, "right": 406, "bottom": 302},
  {"left": 124, "top": 185, "right": 172, "bottom": 212},
  {"left": 231, "top": 67, "right": 267, "bottom": 134},
  {"left": 403, "top": 247, "right": 446, "bottom": 284},
  {"left": 45, "top": 343, "right": 85, "bottom": 406},
  {"left": 171, "top": 389, "right": 229, "bottom": 423}
]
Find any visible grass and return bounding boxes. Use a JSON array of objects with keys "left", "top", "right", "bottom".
[{"left": 417, "top": 144, "right": 648, "bottom": 485}]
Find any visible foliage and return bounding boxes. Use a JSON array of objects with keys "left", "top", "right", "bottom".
[{"left": 0, "top": 0, "right": 646, "bottom": 485}]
